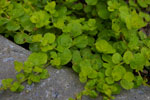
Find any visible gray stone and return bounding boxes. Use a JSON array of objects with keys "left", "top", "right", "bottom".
[{"left": 0, "top": 35, "right": 150, "bottom": 100}]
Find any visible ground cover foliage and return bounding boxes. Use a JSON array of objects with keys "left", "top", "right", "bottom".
[{"left": 0, "top": 0, "right": 150, "bottom": 100}]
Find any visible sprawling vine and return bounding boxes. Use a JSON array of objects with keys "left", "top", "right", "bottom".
[{"left": 0, "top": 0, "right": 150, "bottom": 100}]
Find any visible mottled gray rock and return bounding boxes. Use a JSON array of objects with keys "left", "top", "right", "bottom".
[
  {"left": 0, "top": 35, "right": 150, "bottom": 100},
  {"left": 115, "top": 86, "right": 150, "bottom": 100}
]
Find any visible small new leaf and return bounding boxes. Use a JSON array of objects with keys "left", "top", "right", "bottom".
[
  {"left": 123, "top": 50, "right": 134, "bottom": 64},
  {"left": 14, "top": 61, "right": 23, "bottom": 72},
  {"left": 112, "top": 53, "right": 122, "bottom": 64},
  {"left": 95, "top": 39, "right": 116, "bottom": 54},
  {"left": 27, "top": 52, "right": 48, "bottom": 66},
  {"left": 120, "top": 79, "right": 134, "bottom": 90}
]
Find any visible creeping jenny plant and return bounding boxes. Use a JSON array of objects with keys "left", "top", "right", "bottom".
[{"left": 0, "top": 0, "right": 150, "bottom": 100}]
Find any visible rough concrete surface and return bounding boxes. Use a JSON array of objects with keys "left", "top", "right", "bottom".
[{"left": 0, "top": 35, "right": 150, "bottom": 100}]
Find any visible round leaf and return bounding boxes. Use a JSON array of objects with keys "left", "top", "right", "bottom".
[
  {"left": 123, "top": 72, "right": 134, "bottom": 82},
  {"left": 58, "top": 49, "right": 72, "bottom": 65},
  {"left": 27, "top": 52, "right": 48, "bottom": 66},
  {"left": 95, "top": 39, "right": 116, "bottom": 54},
  {"left": 120, "top": 79, "right": 134, "bottom": 90},
  {"left": 112, "top": 53, "right": 122, "bottom": 64},
  {"left": 123, "top": 50, "right": 133, "bottom": 64}
]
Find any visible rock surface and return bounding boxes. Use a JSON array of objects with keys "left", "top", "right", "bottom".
[{"left": 0, "top": 35, "right": 150, "bottom": 100}]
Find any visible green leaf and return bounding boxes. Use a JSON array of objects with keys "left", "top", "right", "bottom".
[
  {"left": 112, "top": 53, "right": 122, "bottom": 64},
  {"left": 72, "top": 50, "right": 82, "bottom": 65},
  {"left": 130, "top": 53, "right": 146, "bottom": 71},
  {"left": 50, "top": 51, "right": 58, "bottom": 59},
  {"left": 102, "top": 54, "right": 112, "bottom": 63},
  {"left": 6, "top": 20, "right": 20, "bottom": 31},
  {"left": 119, "top": 6, "right": 130, "bottom": 23},
  {"left": 57, "top": 34, "right": 72, "bottom": 48},
  {"left": 97, "top": 72, "right": 105, "bottom": 79},
  {"left": 112, "top": 66, "right": 126, "bottom": 81},
  {"left": 88, "top": 19, "right": 96, "bottom": 27},
  {"left": 44, "top": 33, "right": 56, "bottom": 44},
  {"left": 10, "top": 82, "right": 19, "bottom": 92},
  {"left": 54, "top": 18, "right": 65, "bottom": 29},
  {"left": 134, "top": 76, "right": 143, "bottom": 88},
  {"left": 72, "top": 3, "right": 83, "bottom": 10},
  {"left": 123, "top": 72, "right": 134, "bottom": 82},
  {"left": 128, "top": 34, "right": 139, "bottom": 51},
  {"left": 119, "top": 7, "right": 147, "bottom": 29},
  {"left": 87, "top": 36, "right": 95, "bottom": 46},
  {"left": 120, "top": 79, "right": 134, "bottom": 90},
  {"left": 138, "top": 30, "right": 147, "bottom": 40},
  {"left": 80, "top": 59, "right": 92, "bottom": 76},
  {"left": 103, "top": 84, "right": 112, "bottom": 97},
  {"left": 41, "top": 44, "right": 55, "bottom": 52},
  {"left": 137, "top": 0, "right": 148, "bottom": 8},
  {"left": 29, "top": 74, "right": 40, "bottom": 83},
  {"left": 91, "top": 55, "right": 103, "bottom": 70},
  {"left": 23, "top": 66, "right": 33, "bottom": 73},
  {"left": 2, "top": 78, "right": 13, "bottom": 90},
  {"left": 0, "top": 0, "right": 10, "bottom": 9},
  {"left": 89, "top": 90, "right": 98, "bottom": 98},
  {"left": 17, "top": 85, "right": 24, "bottom": 92},
  {"left": 72, "top": 64, "right": 81, "bottom": 73},
  {"left": 84, "top": 5, "right": 92, "bottom": 13},
  {"left": 73, "top": 35, "right": 88, "bottom": 48},
  {"left": 112, "top": 19, "right": 121, "bottom": 35},
  {"left": 58, "top": 49, "right": 72, "bottom": 65},
  {"left": 88, "top": 70, "right": 98, "bottom": 79},
  {"left": 105, "top": 67, "right": 112, "bottom": 76},
  {"left": 30, "top": 11, "right": 50, "bottom": 28},
  {"left": 32, "top": 34, "right": 42, "bottom": 42},
  {"left": 110, "top": 84, "right": 121, "bottom": 94},
  {"left": 40, "top": 69, "right": 49, "bottom": 79},
  {"left": 0, "top": 18, "right": 9, "bottom": 26},
  {"left": 96, "top": 2, "right": 110, "bottom": 19},
  {"left": 96, "top": 81, "right": 105, "bottom": 92},
  {"left": 68, "top": 98, "right": 75, "bottom": 100},
  {"left": 107, "top": 0, "right": 120, "bottom": 11},
  {"left": 123, "top": 50, "right": 134, "bottom": 64},
  {"left": 80, "top": 59, "right": 98, "bottom": 79},
  {"left": 64, "top": 21, "right": 82, "bottom": 37},
  {"left": 14, "top": 33, "right": 31, "bottom": 44},
  {"left": 95, "top": 39, "right": 116, "bottom": 54},
  {"left": 14, "top": 61, "right": 23, "bottom": 72},
  {"left": 85, "top": 79, "right": 97, "bottom": 89},
  {"left": 141, "top": 47, "right": 150, "bottom": 59},
  {"left": 29, "top": 43, "right": 41, "bottom": 52},
  {"left": 16, "top": 73, "right": 26, "bottom": 83},
  {"left": 79, "top": 72, "right": 87, "bottom": 83},
  {"left": 50, "top": 57, "right": 61, "bottom": 68},
  {"left": 130, "top": 10, "right": 147, "bottom": 29},
  {"left": 27, "top": 52, "right": 48, "bottom": 66},
  {"left": 105, "top": 77, "right": 114, "bottom": 84},
  {"left": 10, "top": 82, "right": 24, "bottom": 92},
  {"left": 85, "top": 0, "right": 98, "bottom": 5},
  {"left": 24, "top": 61, "right": 34, "bottom": 71},
  {"left": 41, "top": 33, "right": 56, "bottom": 46},
  {"left": 45, "top": 1, "right": 56, "bottom": 14},
  {"left": 113, "top": 41, "right": 127, "bottom": 54},
  {"left": 20, "top": 14, "right": 35, "bottom": 32},
  {"left": 139, "top": 12, "right": 150, "bottom": 22},
  {"left": 9, "top": 3, "right": 24, "bottom": 18},
  {"left": 80, "top": 48, "right": 93, "bottom": 59},
  {"left": 33, "top": 67, "right": 43, "bottom": 73}
]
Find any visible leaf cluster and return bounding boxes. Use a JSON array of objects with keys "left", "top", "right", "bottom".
[{"left": 0, "top": 0, "right": 150, "bottom": 100}]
